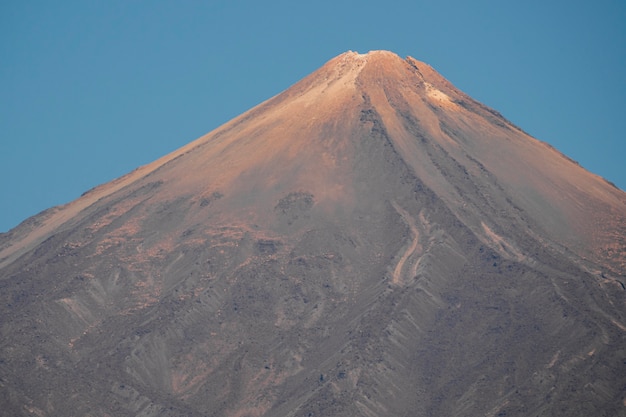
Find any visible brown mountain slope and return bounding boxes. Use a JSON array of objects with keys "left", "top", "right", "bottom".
[{"left": 1, "top": 50, "right": 625, "bottom": 416}]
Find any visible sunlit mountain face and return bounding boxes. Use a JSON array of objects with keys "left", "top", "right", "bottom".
[{"left": 1, "top": 50, "right": 625, "bottom": 417}]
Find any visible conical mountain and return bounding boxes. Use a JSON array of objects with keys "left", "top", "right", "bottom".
[{"left": 1, "top": 50, "right": 625, "bottom": 416}]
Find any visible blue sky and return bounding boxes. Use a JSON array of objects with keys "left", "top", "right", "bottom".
[{"left": 1, "top": 1, "right": 625, "bottom": 232}]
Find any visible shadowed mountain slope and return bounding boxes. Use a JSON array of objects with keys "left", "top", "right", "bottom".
[{"left": 1, "top": 50, "right": 625, "bottom": 416}]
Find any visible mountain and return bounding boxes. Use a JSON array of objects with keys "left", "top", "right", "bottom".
[{"left": 1, "top": 50, "right": 625, "bottom": 417}]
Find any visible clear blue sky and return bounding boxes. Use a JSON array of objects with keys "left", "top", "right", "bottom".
[{"left": 1, "top": 1, "right": 625, "bottom": 232}]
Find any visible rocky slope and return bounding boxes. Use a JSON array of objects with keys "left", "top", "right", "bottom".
[{"left": 1, "top": 50, "right": 625, "bottom": 416}]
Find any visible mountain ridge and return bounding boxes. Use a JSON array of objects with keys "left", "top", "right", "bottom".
[
  {"left": 1, "top": 50, "right": 625, "bottom": 416},
  {"left": 4, "top": 50, "right": 624, "bottom": 272}
]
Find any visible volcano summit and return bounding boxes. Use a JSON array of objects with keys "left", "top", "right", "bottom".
[{"left": 1, "top": 50, "right": 625, "bottom": 416}]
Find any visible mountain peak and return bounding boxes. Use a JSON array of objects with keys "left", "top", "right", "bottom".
[
  {"left": 2, "top": 50, "right": 624, "bottom": 273},
  {"left": 1, "top": 50, "right": 625, "bottom": 417},
  {"left": 327, "top": 49, "right": 414, "bottom": 73},
  {"left": 339, "top": 49, "right": 400, "bottom": 58}
]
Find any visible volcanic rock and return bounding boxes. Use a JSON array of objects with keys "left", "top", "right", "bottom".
[{"left": 1, "top": 50, "right": 625, "bottom": 416}]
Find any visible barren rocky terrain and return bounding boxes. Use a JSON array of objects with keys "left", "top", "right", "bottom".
[{"left": 1, "top": 51, "right": 625, "bottom": 416}]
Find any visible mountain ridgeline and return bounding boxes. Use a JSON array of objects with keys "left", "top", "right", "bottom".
[{"left": 1, "top": 51, "right": 625, "bottom": 416}]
